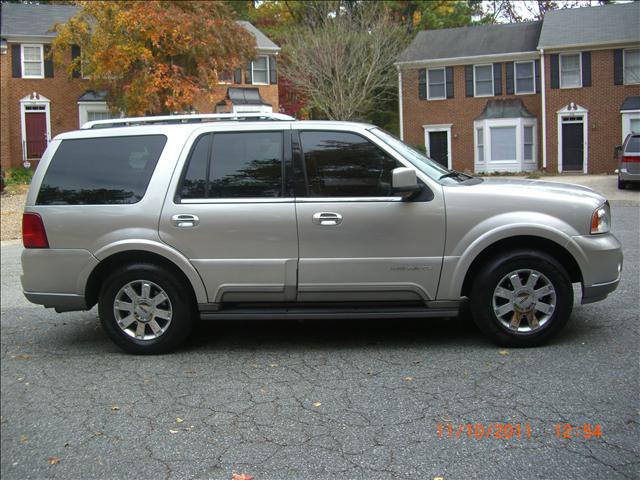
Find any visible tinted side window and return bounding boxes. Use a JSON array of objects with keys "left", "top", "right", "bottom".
[
  {"left": 179, "top": 132, "right": 283, "bottom": 199},
  {"left": 299, "top": 131, "right": 400, "bottom": 197},
  {"left": 37, "top": 135, "right": 166, "bottom": 205},
  {"left": 181, "top": 134, "right": 211, "bottom": 199}
]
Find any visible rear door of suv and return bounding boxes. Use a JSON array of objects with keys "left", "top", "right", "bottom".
[
  {"left": 159, "top": 124, "right": 298, "bottom": 304},
  {"left": 292, "top": 125, "right": 446, "bottom": 303}
]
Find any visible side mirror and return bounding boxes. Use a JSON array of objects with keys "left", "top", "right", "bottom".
[{"left": 392, "top": 167, "right": 421, "bottom": 200}]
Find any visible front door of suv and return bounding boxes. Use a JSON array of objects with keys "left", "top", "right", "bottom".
[
  {"left": 159, "top": 126, "right": 298, "bottom": 304},
  {"left": 293, "top": 127, "right": 446, "bottom": 303}
]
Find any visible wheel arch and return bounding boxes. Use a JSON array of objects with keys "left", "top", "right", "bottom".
[
  {"left": 85, "top": 244, "right": 207, "bottom": 309},
  {"left": 460, "top": 235, "right": 583, "bottom": 298}
]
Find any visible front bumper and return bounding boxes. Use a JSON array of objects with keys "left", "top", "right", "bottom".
[{"left": 571, "top": 233, "right": 623, "bottom": 304}]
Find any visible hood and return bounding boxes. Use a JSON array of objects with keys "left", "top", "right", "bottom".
[{"left": 476, "top": 177, "right": 606, "bottom": 205}]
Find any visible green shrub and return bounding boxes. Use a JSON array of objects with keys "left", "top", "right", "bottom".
[{"left": 5, "top": 167, "right": 34, "bottom": 185}]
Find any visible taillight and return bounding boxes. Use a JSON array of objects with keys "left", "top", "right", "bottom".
[
  {"left": 22, "top": 213, "right": 49, "bottom": 248},
  {"left": 622, "top": 155, "right": 640, "bottom": 163}
]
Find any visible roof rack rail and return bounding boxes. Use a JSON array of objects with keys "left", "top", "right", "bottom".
[{"left": 81, "top": 112, "right": 295, "bottom": 129}]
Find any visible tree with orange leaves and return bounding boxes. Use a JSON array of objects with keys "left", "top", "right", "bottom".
[{"left": 52, "top": 1, "right": 256, "bottom": 115}]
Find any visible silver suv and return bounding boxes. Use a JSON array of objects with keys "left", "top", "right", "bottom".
[{"left": 21, "top": 113, "right": 623, "bottom": 354}]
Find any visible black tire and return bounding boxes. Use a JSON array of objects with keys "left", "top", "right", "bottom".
[
  {"left": 469, "top": 250, "right": 573, "bottom": 347},
  {"left": 98, "top": 263, "right": 196, "bottom": 354},
  {"left": 618, "top": 177, "right": 627, "bottom": 190}
]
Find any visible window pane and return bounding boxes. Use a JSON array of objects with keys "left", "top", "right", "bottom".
[
  {"left": 624, "top": 49, "right": 640, "bottom": 84},
  {"left": 252, "top": 57, "right": 269, "bottom": 84},
  {"left": 23, "top": 46, "right": 41, "bottom": 61},
  {"left": 524, "top": 126, "right": 533, "bottom": 144},
  {"left": 630, "top": 119, "right": 640, "bottom": 134},
  {"left": 299, "top": 131, "right": 400, "bottom": 197},
  {"left": 428, "top": 68, "right": 445, "bottom": 84},
  {"left": 516, "top": 77, "right": 534, "bottom": 93},
  {"left": 37, "top": 135, "right": 166, "bottom": 205},
  {"left": 87, "top": 111, "right": 114, "bottom": 122},
  {"left": 23, "top": 62, "right": 42, "bottom": 76},
  {"left": 516, "top": 62, "right": 534, "bottom": 93},
  {"left": 429, "top": 84, "right": 445, "bottom": 99},
  {"left": 209, "top": 132, "right": 282, "bottom": 198},
  {"left": 561, "top": 54, "right": 581, "bottom": 87},
  {"left": 490, "top": 127, "right": 516, "bottom": 161},
  {"left": 475, "top": 65, "right": 494, "bottom": 96},
  {"left": 477, "top": 128, "right": 484, "bottom": 162},
  {"left": 181, "top": 134, "right": 211, "bottom": 199}
]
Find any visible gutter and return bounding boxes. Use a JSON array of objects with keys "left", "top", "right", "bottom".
[
  {"left": 540, "top": 48, "right": 547, "bottom": 171},
  {"left": 394, "top": 51, "right": 540, "bottom": 68},
  {"left": 398, "top": 66, "right": 404, "bottom": 141}
]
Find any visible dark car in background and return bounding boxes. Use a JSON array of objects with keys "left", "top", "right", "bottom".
[{"left": 617, "top": 133, "right": 640, "bottom": 189}]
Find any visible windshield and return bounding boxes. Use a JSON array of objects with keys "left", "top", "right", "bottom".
[{"left": 369, "top": 128, "right": 467, "bottom": 184}]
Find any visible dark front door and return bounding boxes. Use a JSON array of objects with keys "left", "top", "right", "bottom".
[
  {"left": 428, "top": 131, "right": 448, "bottom": 168},
  {"left": 562, "top": 122, "right": 584, "bottom": 171},
  {"left": 25, "top": 112, "right": 48, "bottom": 159}
]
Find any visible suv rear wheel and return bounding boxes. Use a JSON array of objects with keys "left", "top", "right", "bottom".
[
  {"left": 98, "top": 263, "right": 195, "bottom": 354},
  {"left": 470, "top": 250, "right": 573, "bottom": 347}
]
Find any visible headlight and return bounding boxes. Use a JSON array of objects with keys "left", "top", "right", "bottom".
[{"left": 590, "top": 203, "right": 610, "bottom": 234}]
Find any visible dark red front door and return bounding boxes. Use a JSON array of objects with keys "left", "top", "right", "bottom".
[{"left": 25, "top": 112, "right": 48, "bottom": 159}]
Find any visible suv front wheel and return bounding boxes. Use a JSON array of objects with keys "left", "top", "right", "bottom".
[
  {"left": 470, "top": 250, "right": 573, "bottom": 347},
  {"left": 98, "top": 263, "right": 195, "bottom": 354}
]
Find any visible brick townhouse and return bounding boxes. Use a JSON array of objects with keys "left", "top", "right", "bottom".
[
  {"left": 0, "top": 2, "right": 280, "bottom": 171},
  {"left": 397, "top": 1, "right": 640, "bottom": 174}
]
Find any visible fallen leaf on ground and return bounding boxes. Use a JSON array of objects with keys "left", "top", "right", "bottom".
[
  {"left": 110, "top": 405, "right": 120, "bottom": 411},
  {"left": 184, "top": 369, "right": 195, "bottom": 374},
  {"left": 312, "top": 402, "right": 322, "bottom": 408},
  {"left": 64, "top": 442, "right": 70, "bottom": 448},
  {"left": 403, "top": 376, "right": 414, "bottom": 382},
  {"left": 499, "top": 350, "right": 509, "bottom": 356},
  {"left": 169, "top": 429, "right": 179, "bottom": 434},
  {"left": 269, "top": 363, "right": 278, "bottom": 368},
  {"left": 47, "top": 457, "right": 60, "bottom": 465},
  {"left": 176, "top": 418, "right": 184, "bottom": 423},
  {"left": 232, "top": 474, "right": 253, "bottom": 480},
  {"left": 434, "top": 477, "right": 444, "bottom": 480},
  {"left": 20, "top": 435, "right": 28, "bottom": 444},
  {"left": 15, "top": 354, "right": 31, "bottom": 360}
]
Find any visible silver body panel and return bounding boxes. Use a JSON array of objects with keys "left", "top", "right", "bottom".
[{"left": 21, "top": 120, "right": 623, "bottom": 313}]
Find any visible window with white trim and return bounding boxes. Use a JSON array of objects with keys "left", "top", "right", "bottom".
[
  {"left": 623, "top": 48, "right": 640, "bottom": 85},
  {"left": 22, "top": 44, "right": 44, "bottom": 78},
  {"left": 252, "top": 56, "right": 269, "bottom": 84},
  {"left": 524, "top": 126, "right": 533, "bottom": 161},
  {"left": 427, "top": 68, "right": 445, "bottom": 100},
  {"left": 476, "top": 128, "right": 484, "bottom": 162},
  {"left": 87, "top": 111, "right": 114, "bottom": 122},
  {"left": 474, "top": 64, "right": 493, "bottom": 97},
  {"left": 560, "top": 53, "right": 581, "bottom": 88},
  {"left": 515, "top": 61, "right": 535, "bottom": 94},
  {"left": 490, "top": 127, "right": 517, "bottom": 161}
]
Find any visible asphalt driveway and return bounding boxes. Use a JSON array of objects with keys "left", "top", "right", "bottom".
[{"left": 1, "top": 205, "right": 638, "bottom": 480}]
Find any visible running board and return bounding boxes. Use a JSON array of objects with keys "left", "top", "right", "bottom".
[{"left": 199, "top": 303, "right": 460, "bottom": 321}]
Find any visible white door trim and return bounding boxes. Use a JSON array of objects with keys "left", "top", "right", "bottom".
[
  {"left": 423, "top": 124, "right": 453, "bottom": 169},
  {"left": 20, "top": 93, "right": 51, "bottom": 162},
  {"left": 557, "top": 103, "right": 588, "bottom": 173}
]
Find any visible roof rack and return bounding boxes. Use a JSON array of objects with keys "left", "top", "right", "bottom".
[{"left": 81, "top": 112, "right": 295, "bottom": 129}]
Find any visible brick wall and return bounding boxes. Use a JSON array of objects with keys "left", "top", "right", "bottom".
[
  {"left": 1, "top": 42, "right": 280, "bottom": 171},
  {"left": 542, "top": 48, "right": 640, "bottom": 174},
  {"left": 401, "top": 65, "right": 541, "bottom": 173}
]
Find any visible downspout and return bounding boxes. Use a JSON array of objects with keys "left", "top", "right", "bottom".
[
  {"left": 398, "top": 66, "right": 404, "bottom": 140},
  {"left": 540, "top": 48, "right": 547, "bottom": 171}
]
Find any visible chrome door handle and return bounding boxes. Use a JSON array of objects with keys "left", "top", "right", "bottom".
[
  {"left": 312, "top": 212, "right": 342, "bottom": 226},
  {"left": 171, "top": 214, "right": 200, "bottom": 228}
]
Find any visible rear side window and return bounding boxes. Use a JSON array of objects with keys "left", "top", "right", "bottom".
[
  {"left": 179, "top": 131, "right": 283, "bottom": 199},
  {"left": 626, "top": 135, "right": 640, "bottom": 153},
  {"left": 298, "top": 131, "right": 400, "bottom": 197},
  {"left": 37, "top": 135, "right": 166, "bottom": 205}
]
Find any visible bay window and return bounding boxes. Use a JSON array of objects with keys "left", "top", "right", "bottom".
[{"left": 474, "top": 118, "right": 537, "bottom": 173}]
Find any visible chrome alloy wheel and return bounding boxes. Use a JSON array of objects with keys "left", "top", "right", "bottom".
[
  {"left": 492, "top": 269, "right": 557, "bottom": 333},
  {"left": 113, "top": 280, "right": 173, "bottom": 340}
]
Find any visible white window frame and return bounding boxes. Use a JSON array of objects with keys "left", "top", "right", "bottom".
[
  {"left": 422, "top": 124, "right": 453, "bottom": 169},
  {"left": 473, "top": 64, "right": 494, "bottom": 98},
  {"left": 621, "top": 110, "right": 640, "bottom": 141},
  {"left": 251, "top": 55, "right": 269, "bottom": 85},
  {"left": 21, "top": 44, "right": 44, "bottom": 79},
  {"left": 623, "top": 48, "right": 640, "bottom": 85},
  {"left": 557, "top": 104, "right": 588, "bottom": 173},
  {"left": 78, "top": 101, "right": 117, "bottom": 127},
  {"left": 20, "top": 93, "right": 51, "bottom": 161},
  {"left": 473, "top": 118, "right": 537, "bottom": 173},
  {"left": 559, "top": 52, "right": 582, "bottom": 89},
  {"left": 514, "top": 60, "right": 535, "bottom": 95},
  {"left": 427, "top": 67, "right": 446, "bottom": 100}
]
